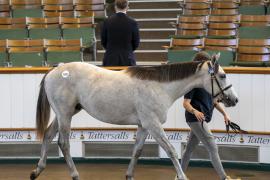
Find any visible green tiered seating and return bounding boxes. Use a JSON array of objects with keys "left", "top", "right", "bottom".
[
  {"left": 0, "top": 18, "right": 27, "bottom": 40},
  {"left": 166, "top": 38, "right": 203, "bottom": 63},
  {"left": 8, "top": 39, "right": 44, "bottom": 67},
  {"left": 204, "top": 38, "right": 237, "bottom": 66},
  {"left": 61, "top": 17, "right": 96, "bottom": 47},
  {"left": 232, "top": 39, "right": 270, "bottom": 67},
  {"left": 27, "top": 17, "right": 61, "bottom": 39},
  {"left": 239, "top": 26, "right": 270, "bottom": 39},
  {"left": 0, "top": 40, "right": 7, "bottom": 66},
  {"left": 11, "top": 0, "right": 42, "bottom": 18},
  {"left": 45, "top": 39, "right": 83, "bottom": 66}
]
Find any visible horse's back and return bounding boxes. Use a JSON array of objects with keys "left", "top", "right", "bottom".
[{"left": 44, "top": 62, "right": 140, "bottom": 125}]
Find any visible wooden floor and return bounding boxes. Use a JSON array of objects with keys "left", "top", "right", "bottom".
[{"left": 0, "top": 163, "right": 269, "bottom": 180}]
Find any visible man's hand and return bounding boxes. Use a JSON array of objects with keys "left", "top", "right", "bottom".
[
  {"left": 194, "top": 110, "right": 205, "bottom": 122},
  {"left": 224, "top": 114, "right": 230, "bottom": 125}
]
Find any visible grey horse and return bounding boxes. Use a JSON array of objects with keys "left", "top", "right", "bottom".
[{"left": 30, "top": 55, "right": 238, "bottom": 180}]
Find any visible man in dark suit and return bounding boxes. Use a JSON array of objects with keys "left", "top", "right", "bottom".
[{"left": 101, "top": 0, "right": 140, "bottom": 66}]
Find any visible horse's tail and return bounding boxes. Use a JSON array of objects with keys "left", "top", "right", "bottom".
[{"left": 36, "top": 72, "right": 51, "bottom": 140}]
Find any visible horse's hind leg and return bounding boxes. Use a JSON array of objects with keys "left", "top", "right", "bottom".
[
  {"left": 58, "top": 116, "right": 79, "bottom": 180},
  {"left": 126, "top": 126, "right": 148, "bottom": 180},
  {"left": 30, "top": 118, "right": 58, "bottom": 180}
]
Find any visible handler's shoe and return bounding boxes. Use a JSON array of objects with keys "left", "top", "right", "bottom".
[
  {"left": 225, "top": 176, "right": 241, "bottom": 180},
  {"left": 174, "top": 175, "right": 189, "bottom": 180}
]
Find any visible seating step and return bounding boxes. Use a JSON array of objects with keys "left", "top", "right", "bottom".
[
  {"left": 127, "top": 10, "right": 181, "bottom": 18},
  {"left": 129, "top": 0, "right": 180, "bottom": 9},
  {"left": 140, "top": 29, "right": 175, "bottom": 39},
  {"left": 96, "top": 39, "right": 170, "bottom": 50},
  {"left": 97, "top": 50, "right": 167, "bottom": 62},
  {"left": 136, "top": 18, "right": 177, "bottom": 28}
]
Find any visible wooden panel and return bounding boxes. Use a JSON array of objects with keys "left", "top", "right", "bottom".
[
  {"left": 252, "top": 75, "right": 265, "bottom": 131},
  {"left": 74, "top": 0, "right": 105, "bottom": 5},
  {"left": 205, "top": 38, "right": 237, "bottom": 46},
  {"left": 209, "top": 15, "right": 240, "bottom": 22},
  {"left": 208, "top": 23, "right": 238, "bottom": 29},
  {"left": 27, "top": 17, "right": 59, "bottom": 24},
  {"left": 237, "top": 54, "right": 270, "bottom": 62},
  {"left": 184, "top": 3, "right": 210, "bottom": 9},
  {"left": 178, "top": 15, "right": 207, "bottom": 23},
  {"left": 212, "top": 2, "right": 238, "bottom": 8},
  {"left": 239, "top": 39, "right": 270, "bottom": 46},
  {"left": 265, "top": 75, "right": 270, "bottom": 132},
  {"left": 0, "top": 74, "right": 11, "bottom": 128},
  {"left": 43, "top": 0, "right": 73, "bottom": 5},
  {"left": 211, "top": 9, "right": 238, "bottom": 15},
  {"left": 10, "top": 74, "right": 24, "bottom": 127},
  {"left": 176, "top": 29, "right": 206, "bottom": 36},
  {"left": 238, "top": 74, "right": 253, "bottom": 130},
  {"left": 241, "top": 15, "right": 270, "bottom": 22},
  {"left": 183, "top": 9, "right": 210, "bottom": 15},
  {"left": 178, "top": 23, "right": 205, "bottom": 30},
  {"left": 207, "top": 29, "right": 237, "bottom": 36},
  {"left": 22, "top": 74, "right": 38, "bottom": 127},
  {"left": 172, "top": 38, "right": 203, "bottom": 46}
]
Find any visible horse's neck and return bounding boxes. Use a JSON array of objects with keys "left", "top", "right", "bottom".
[{"left": 162, "top": 74, "right": 203, "bottom": 102}]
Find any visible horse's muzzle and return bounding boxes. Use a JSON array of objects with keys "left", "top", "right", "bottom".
[{"left": 222, "top": 96, "right": 238, "bottom": 107}]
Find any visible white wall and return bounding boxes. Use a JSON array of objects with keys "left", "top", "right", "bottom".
[{"left": 0, "top": 73, "right": 269, "bottom": 132}]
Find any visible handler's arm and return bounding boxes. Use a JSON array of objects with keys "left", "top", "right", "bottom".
[
  {"left": 183, "top": 98, "right": 205, "bottom": 122},
  {"left": 214, "top": 102, "right": 230, "bottom": 125}
]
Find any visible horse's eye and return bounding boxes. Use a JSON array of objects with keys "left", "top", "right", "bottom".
[{"left": 219, "top": 74, "right": 226, "bottom": 79}]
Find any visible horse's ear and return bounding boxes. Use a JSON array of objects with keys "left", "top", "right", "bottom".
[
  {"left": 211, "top": 52, "right": 220, "bottom": 64},
  {"left": 211, "top": 53, "right": 220, "bottom": 74}
]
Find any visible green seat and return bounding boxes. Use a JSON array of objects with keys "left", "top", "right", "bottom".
[
  {"left": 29, "top": 28, "right": 61, "bottom": 39},
  {"left": 265, "top": 61, "right": 270, "bottom": 67},
  {"left": 45, "top": 39, "right": 83, "bottom": 66},
  {"left": 239, "top": 5, "right": 266, "bottom": 15},
  {"left": 27, "top": 18, "right": 61, "bottom": 39},
  {"left": 10, "top": 52, "right": 44, "bottom": 67},
  {"left": 12, "top": 9, "right": 42, "bottom": 18},
  {"left": 8, "top": 39, "right": 44, "bottom": 67},
  {"left": 0, "top": 28, "right": 27, "bottom": 40},
  {"left": 0, "top": 40, "right": 7, "bottom": 66},
  {"left": 239, "top": 26, "right": 270, "bottom": 39},
  {"left": 168, "top": 50, "right": 198, "bottom": 63},
  {"left": 0, "top": 52, "right": 6, "bottom": 66},
  {"left": 63, "top": 27, "right": 95, "bottom": 48},
  {"left": 46, "top": 51, "right": 82, "bottom": 66},
  {"left": 206, "top": 50, "right": 234, "bottom": 66}
]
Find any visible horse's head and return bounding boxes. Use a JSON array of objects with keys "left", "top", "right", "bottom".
[{"left": 201, "top": 53, "right": 238, "bottom": 107}]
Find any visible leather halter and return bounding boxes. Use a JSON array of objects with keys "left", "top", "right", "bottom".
[{"left": 207, "top": 62, "right": 232, "bottom": 100}]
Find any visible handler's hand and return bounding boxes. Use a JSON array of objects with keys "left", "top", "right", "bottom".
[
  {"left": 194, "top": 110, "right": 205, "bottom": 122},
  {"left": 224, "top": 114, "right": 230, "bottom": 125}
]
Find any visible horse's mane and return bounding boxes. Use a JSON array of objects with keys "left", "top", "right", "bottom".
[{"left": 125, "top": 61, "right": 205, "bottom": 82}]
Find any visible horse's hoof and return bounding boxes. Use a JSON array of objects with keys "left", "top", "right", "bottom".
[
  {"left": 72, "top": 177, "right": 79, "bottom": 180},
  {"left": 30, "top": 171, "right": 37, "bottom": 180},
  {"left": 126, "top": 175, "right": 134, "bottom": 180}
]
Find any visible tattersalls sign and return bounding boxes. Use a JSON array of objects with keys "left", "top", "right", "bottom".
[{"left": 0, "top": 130, "right": 270, "bottom": 147}]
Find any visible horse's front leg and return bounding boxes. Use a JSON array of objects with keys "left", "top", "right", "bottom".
[
  {"left": 141, "top": 115, "right": 188, "bottom": 180},
  {"left": 58, "top": 117, "right": 79, "bottom": 180},
  {"left": 126, "top": 126, "right": 148, "bottom": 180},
  {"left": 30, "top": 118, "right": 58, "bottom": 180}
]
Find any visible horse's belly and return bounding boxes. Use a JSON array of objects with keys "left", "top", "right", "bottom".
[{"left": 82, "top": 100, "right": 139, "bottom": 125}]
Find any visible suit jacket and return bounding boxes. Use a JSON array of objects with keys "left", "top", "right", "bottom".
[{"left": 101, "top": 12, "right": 140, "bottom": 66}]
